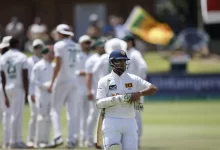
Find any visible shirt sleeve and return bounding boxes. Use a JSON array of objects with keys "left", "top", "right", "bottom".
[
  {"left": 85, "top": 59, "right": 93, "bottom": 74},
  {"left": 22, "top": 56, "right": 29, "bottom": 69},
  {"left": 132, "top": 52, "right": 147, "bottom": 78},
  {"left": 92, "top": 58, "right": 102, "bottom": 74},
  {"left": 31, "top": 66, "right": 45, "bottom": 91},
  {"left": 54, "top": 42, "right": 63, "bottom": 57},
  {"left": 135, "top": 75, "right": 152, "bottom": 91},
  {"left": 96, "top": 78, "right": 107, "bottom": 100}
]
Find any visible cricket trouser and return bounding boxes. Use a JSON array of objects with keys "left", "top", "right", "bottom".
[
  {"left": 27, "top": 96, "right": 37, "bottom": 142},
  {"left": 50, "top": 81, "right": 79, "bottom": 143},
  {"left": 77, "top": 89, "right": 90, "bottom": 141},
  {"left": 2, "top": 107, "right": 11, "bottom": 145},
  {"left": 85, "top": 95, "right": 99, "bottom": 144},
  {"left": 35, "top": 91, "right": 51, "bottom": 144},
  {"left": 0, "top": 90, "right": 10, "bottom": 145},
  {"left": 102, "top": 117, "right": 138, "bottom": 150},
  {"left": 5, "top": 88, "right": 25, "bottom": 144},
  {"left": 135, "top": 111, "right": 142, "bottom": 147}
]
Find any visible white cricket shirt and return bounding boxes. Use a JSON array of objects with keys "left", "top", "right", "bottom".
[
  {"left": 85, "top": 53, "right": 101, "bottom": 92},
  {"left": 31, "top": 59, "right": 54, "bottom": 96},
  {"left": 0, "top": 49, "right": 28, "bottom": 90},
  {"left": 96, "top": 71, "right": 151, "bottom": 118},
  {"left": 75, "top": 50, "right": 92, "bottom": 90},
  {"left": 27, "top": 55, "right": 41, "bottom": 95},
  {"left": 127, "top": 48, "right": 148, "bottom": 79},
  {"left": 92, "top": 53, "right": 110, "bottom": 80},
  {"left": 54, "top": 38, "right": 80, "bottom": 84}
]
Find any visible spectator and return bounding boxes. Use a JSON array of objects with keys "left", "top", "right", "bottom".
[
  {"left": 5, "top": 17, "right": 24, "bottom": 38},
  {"left": 27, "top": 17, "right": 48, "bottom": 41}
]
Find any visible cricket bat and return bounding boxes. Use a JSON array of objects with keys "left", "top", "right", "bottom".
[{"left": 97, "top": 108, "right": 105, "bottom": 147}]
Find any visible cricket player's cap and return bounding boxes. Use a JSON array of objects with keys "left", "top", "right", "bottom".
[
  {"left": 105, "top": 38, "right": 127, "bottom": 54},
  {"left": 109, "top": 50, "right": 130, "bottom": 61},
  {"left": 94, "top": 40, "right": 105, "bottom": 47},
  {"left": 79, "top": 35, "right": 91, "bottom": 44},
  {"left": 0, "top": 36, "right": 12, "bottom": 49},
  {"left": 122, "top": 35, "right": 135, "bottom": 41},
  {"left": 32, "top": 39, "right": 44, "bottom": 47},
  {"left": 56, "top": 24, "right": 74, "bottom": 36}
]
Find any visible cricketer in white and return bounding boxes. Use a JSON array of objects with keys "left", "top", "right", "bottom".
[
  {"left": 27, "top": 39, "right": 44, "bottom": 147},
  {"left": 96, "top": 50, "right": 157, "bottom": 150},
  {"left": 48, "top": 24, "right": 80, "bottom": 149},
  {"left": 0, "top": 37, "right": 29, "bottom": 148},
  {"left": 123, "top": 35, "right": 148, "bottom": 148},
  {"left": 75, "top": 35, "right": 93, "bottom": 145},
  {"left": 0, "top": 36, "right": 12, "bottom": 149},
  {"left": 84, "top": 39, "right": 106, "bottom": 147},
  {"left": 30, "top": 47, "right": 54, "bottom": 148}
]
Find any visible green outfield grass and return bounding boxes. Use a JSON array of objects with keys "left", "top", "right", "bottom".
[
  {"left": 25, "top": 51, "right": 220, "bottom": 74},
  {"left": 144, "top": 52, "right": 220, "bottom": 74},
  {"left": 1, "top": 100, "right": 220, "bottom": 150}
]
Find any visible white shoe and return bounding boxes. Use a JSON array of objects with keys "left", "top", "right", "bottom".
[
  {"left": 27, "top": 141, "right": 34, "bottom": 148},
  {"left": 2, "top": 143, "right": 10, "bottom": 149}
]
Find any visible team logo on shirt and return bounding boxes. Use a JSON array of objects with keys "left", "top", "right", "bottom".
[
  {"left": 109, "top": 85, "right": 117, "bottom": 90},
  {"left": 125, "top": 83, "right": 133, "bottom": 89}
]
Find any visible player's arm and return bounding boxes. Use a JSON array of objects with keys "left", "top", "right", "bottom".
[
  {"left": 96, "top": 78, "right": 130, "bottom": 109},
  {"left": 48, "top": 56, "right": 61, "bottom": 92},
  {"left": 22, "top": 58, "right": 29, "bottom": 102},
  {"left": 48, "top": 43, "right": 62, "bottom": 92},
  {"left": 86, "top": 73, "right": 93, "bottom": 100},
  {"left": 1, "top": 71, "right": 9, "bottom": 108},
  {"left": 85, "top": 59, "right": 94, "bottom": 100},
  {"left": 129, "top": 76, "right": 157, "bottom": 103},
  {"left": 22, "top": 69, "right": 29, "bottom": 101}
]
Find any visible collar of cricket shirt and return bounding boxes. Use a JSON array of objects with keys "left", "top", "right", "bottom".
[
  {"left": 10, "top": 48, "right": 19, "bottom": 51},
  {"left": 111, "top": 70, "right": 126, "bottom": 80}
]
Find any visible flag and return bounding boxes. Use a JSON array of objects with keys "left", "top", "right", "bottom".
[
  {"left": 201, "top": 0, "right": 220, "bottom": 24},
  {"left": 124, "top": 6, "right": 174, "bottom": 45}
]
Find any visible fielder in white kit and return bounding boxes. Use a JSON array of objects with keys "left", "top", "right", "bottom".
[
  {"left": 84, "top": 40, "right": 105, "bottom": 148},
  {"left": 0, "top": 36, "right": 12, "bottom": 149},
  {"left": 30, "top": 47, "right": 54, "bottom": 148},
  {"left": 92, "top": 38, "right": 127, "bottom": 80},
  {"left": 0, "top": 37, "right": 29, "bottom": 148},
  {"left": 123, "top": 35, "right": 148, "bottom": 148},
  {"left": 27, "top": 39, "right": 44, "bottom": 147},
  {"left": 48, "top": 24, "right": 80, "bottom": 149},
  {"left": 96, "top": 50, "right": 157, "bottom": 150},
  {"left": 75, "top": 35, "right": 92, "bottom": 145}
]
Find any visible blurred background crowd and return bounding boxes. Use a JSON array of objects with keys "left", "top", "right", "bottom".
[{"left": 0, "top": 0, "right": 220, "bottom": 97}]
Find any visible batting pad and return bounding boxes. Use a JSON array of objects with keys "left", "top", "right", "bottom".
[{"left": 108, "top": 144, "right": 122, "bottom": 150}]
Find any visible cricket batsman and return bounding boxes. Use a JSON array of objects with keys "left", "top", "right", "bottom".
[
  {"left": 48, "top": 24, "right": 80, "bottom": 149},
  {"left": 84, "top": 39, "right": 106, "bottom": 148},
  {"left": 0, "top": 36, "right": 12, "bottom": 149},
  {"left": 27, "top": 39, "right": 44, "bottom": 147},
  {"left": 96, "top": 50, "right": 157, "bottom": 150},
  {"left": 30, "top": 47, "right": 54, "bottom": 148},
  {"left": 0, "top": 37, "right": 29, "bottom": 148}
]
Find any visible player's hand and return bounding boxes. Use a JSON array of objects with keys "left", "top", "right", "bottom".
[
  {"left": 87, "top": 92, "right": 94, "bottom": 100},
  {"left": 48, "top": 85, "right": 53, "bottom": 93},
  {"left": 31, "top": 95, "right": 35, "bottom": 103},
  {"left": 79, "top": 71, "right": 86, "bottom": 76},
  {"left": 5, "top": 97, "right": 10, "bottom": 108},
  {"left": 129, "top": 92, "right": 141, "bottom": 104}
]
